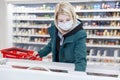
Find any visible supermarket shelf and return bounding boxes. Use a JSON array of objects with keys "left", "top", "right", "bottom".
[
  {"left": 14, "top": 34, "right": 120, "bottom": 39},
  {"left": 87, "top": 36, "right": 120, "bottom": 39},
  {"left": 12, "top": 10, "right": 55, "bottom": 13},
  {"left": 13, "top": 18, "right": 54, "bottom": 21},
  {"left": 13, "top": 42, "right": 48, "bottom": 45},
  {"left": 87, "top": 61, "right": 120, "bottom": 66},
  {"left": 6, "top": 0, "right": 117, "bottom": 3},
  {"left": 14, "top": 26, "right": 120, "bottom": 29},
  {"left": 80, "top": 18, "right": 120, "bottom": 21},
  {"left": 13, "top": 26, "right": 49, "bottom": 29},
  {"left": 12, "top": 42, "right": 120, "bottom": 48},
  {"left": 12, "top": 9, "right": 120, "bottom": 13},
  {"left": 13, "top": 18, "right": 120, "bottom": 21},
  {"left": 13, "top": 34, "right": 50, "bottom": 37},
  {"left": 87, "top": 44, "right": 120, "bottom": 48},
  {"left": 84, "top": 26, "right": 120, "bottom": 29},
  {"left": 76, "top": 9, "right": 120, "bottom": 13},
  {"left": 116, "top": 57, "right": 120, "bottom": 60},
  {"left": 13, "top": 26, "right": 120, "bottom": 30},
  {"left": 87, "top": 56, "right": 116, "bottom": 60},
  {"left": 8, "top": 0, "right": 120, "bottom": 64}
]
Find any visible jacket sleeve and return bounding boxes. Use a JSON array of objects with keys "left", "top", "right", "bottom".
[
  {"left": 74, "top": 31, "right": 87, "bottom": 71},
  {"left": 37, "top": 40, "right": 52, "bottom": 57}
]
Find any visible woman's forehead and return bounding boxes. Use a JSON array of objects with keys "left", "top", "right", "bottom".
[{"left": 58, "top": 14, "right": 71, "bottom": 19}]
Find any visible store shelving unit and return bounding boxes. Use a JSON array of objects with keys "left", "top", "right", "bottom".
[{"left": 6, "top": 0, "right": 120, "bottom": 63}]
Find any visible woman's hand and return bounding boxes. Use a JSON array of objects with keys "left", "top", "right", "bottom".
[{"left": 33, "top": 51, "right": 38, "bottom": 56}]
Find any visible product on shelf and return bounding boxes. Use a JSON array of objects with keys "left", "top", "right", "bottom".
[{"left": 115, "top": 1, "right": 120, "bottom": 9}]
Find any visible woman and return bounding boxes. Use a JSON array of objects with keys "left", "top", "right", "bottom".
[{"left": 34, "top": 2, "right": 87, "bottom": 71}]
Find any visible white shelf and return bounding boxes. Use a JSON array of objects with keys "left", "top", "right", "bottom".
[
  {"left": 12, "top": 9, "right": 120, "bottom": 13},
  {"left": 14, "top": 26, "right": 120, "bottom": 29},
  {"left": 13, "top": 17, "right": 120, "bottom": 21},
  {"left": 13, "top": 18, "right": 54, "bottom": 21},
  {"left": 87, "top": 44, "right": 120, "bottom": 48},
  {"left": 12, "top": 10, "right": 55, "bottom": 13},
  {"left": 13, "top": 42, "right": 120, "bottom": 48},
  {"left": 87, "top": 56, "right": 116, "bottom": 60},
  {"left": 13, "top": 34, "right": 50, "bottom": 37},
  {"left": 6, "top": 0, "right": 117, "bottom": 3},
  {"left": 116, "top": 57, "right": 120, "bottom": 60},
  {"left": 76, "top": 9, "right": 120, "bottom": 13},
  {"left": 13, "top": 41, "right": 48, "bottom": 45},
  {"left": 87, "top": 36, "right": 120, "bottom": 39},
  {"left": 84, "top": 26, "right": 120, "bottom": 29},
  {"left": 80, "top": 18, "right": 120, "bottom": 21},
  {"left": 13, "top": 25, "right": 49, "bottom": 28}
]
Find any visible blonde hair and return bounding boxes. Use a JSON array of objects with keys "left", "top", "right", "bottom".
[{"left": 54, "top": 2, "right": 77, "bottom": 28}]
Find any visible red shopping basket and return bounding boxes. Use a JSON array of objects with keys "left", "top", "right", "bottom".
[{"left": 0, "top": 47, "right": 42, "bottom": 61}]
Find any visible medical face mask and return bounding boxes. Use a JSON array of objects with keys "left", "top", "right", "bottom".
[{"left": 58, "top": 20, "right": 73, "bottom": 31}]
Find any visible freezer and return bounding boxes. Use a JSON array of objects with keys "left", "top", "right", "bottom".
[{"left": 0, "top": 58, "right": 120, "bottom": 80}]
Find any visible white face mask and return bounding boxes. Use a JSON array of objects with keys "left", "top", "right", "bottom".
[{"left": 58, "top": 20, "right": 73, "bottom": 31}]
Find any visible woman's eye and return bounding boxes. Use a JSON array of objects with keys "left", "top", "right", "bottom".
[
  {"left": 66, "top": 19, "right": 70, "bottom": 21},
  {"left": 58, "top": 20, "right": 63, "bottom": 22},
  {"left": 59, "top": 21, "right": 63, "bottom": 22}
]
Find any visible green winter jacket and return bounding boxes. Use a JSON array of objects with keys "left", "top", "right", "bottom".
[{"left": 38, "top": 20, "right": 87, "bottom": 71}]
